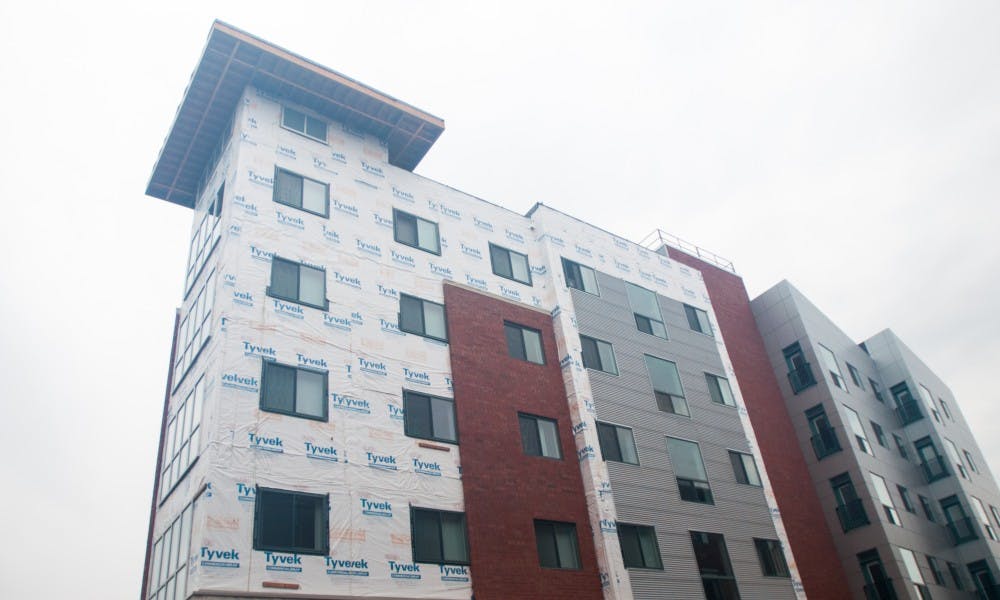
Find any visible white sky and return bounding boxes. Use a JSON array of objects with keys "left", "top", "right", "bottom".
[{"left": 1, "top": 1, "right": 998, "bottom": 597}]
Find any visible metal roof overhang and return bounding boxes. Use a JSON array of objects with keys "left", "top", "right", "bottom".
[{"left": 146, "top": 21, "right": 445, "bottom": 208}]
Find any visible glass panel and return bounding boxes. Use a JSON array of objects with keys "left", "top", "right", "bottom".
[
  {"left": 150, "top": 539, "right": 163, "bottom": 593},
  {"left": 648, "top": 319, "right": 667, "bottom": 338},
  {"left": 520, "top": 416, "right": 541, "bottom": 456},
  {"left": 741, "top": 454, "right": 761, "bottom": 486},
  {"left": 270, "top": 259, "right": 298, "bottom": 300},
  {"left": 274, "top": 171, "right": 303, "bottom": 208},
  {"left": 293, "top": 494, "right": 319, "bottom": 552},
  {"left": 504, "top": 324, "right": 526, "bottom": 361},
  {"left": 164, "top": 578, "right": 174, "bottom": 600},
  {"left": 580, "top": 265, "right": 598, "bottom": 294},
  {"left": 423, "top": 302, "right": 446, "bottom": 339},
  {"left": 597, "top": 341, "right": 618, "bottom": 374},
  {"left": 262, "top": 363, "right": 295, "bottom": 413},
  {"left": 160, "top": 524, "right": 174, "bottom": 585},
  {"left": 667, "top": 437, "right": 707, "bottom": 480},
  {"left": 691, "top": 531, "right": 733, "bottom": 576},
  {"left": 597, "top": 423, "right": 621, "bottom": 462},
  {"left": 535, "top": 522, "right": 558, "bottom": 568},
  {"left": 441, "top": 513, "right": 468, "bottom": 563},
  {"left": 399, "top": 295, "right": 424, "bottom": 334},
  {"left": 626, "top": 283, "right": 661, "bottom": 320},
  {"left": 869, "top": 473, "right": 894, "bottom": 506},
  {"left": 296, "top": 370, "right": 325, "bottom": 418},
  {"left": 899, "top": 548, "right": 924, "bottom": 584},
  {"left": 645, "top": 356, "right": 683, "bottom": 396},
  {"left": 302, "top": 179, "right": 326, "bottom": 213},
  {"left": 177, "top": 506, "right": 193, "bottom": 573},
  {"left": 413, "top": 510, "right": 441, "bottom": 562},
  {"left": 395, "top": 212, "right": 418, "bottom": 246},
  {"left": 818, "top": 345, "right": 842, "bottom": 377},
  {"left": 404, "top": 393, "right": 432, "bottom": 438},
  {"left": 555, "top": 525, "right": 580, "bottom": 569},
  {"left": 283, "top": 107, "right": 306, "bottom": 132},
  {"left": 490, "top": 245, "right": 512, "bottom": 278},
  {"left": 511, "top": 252, "right": 530, "bottom": 282},
  {"left": 581, "top": 337, "right": 600, "bottom": 369},
  {"left": 537, "top": 418, "right": 560, "bottom": 458},
  {"left": 305, "top": 116, "right": 327, "bottom": 141},
  {"left": 431, "top": 398, "right": 456, "bottom": 442},
  {"left": 523, "top": 328, "right": 543, "bottom": 364},
  {"left": 173, "top": 568, "right": 186, "bottom": 600},
  {"left": 298, "top": 266, "right": 325, "bottom": 306},
  {"left": 417, "top": 219, "right": 440, "bottom": 253},
  {"left": 617, "top": 428, "right": 638, "bottom": 464},
  {"left": 259, "top": 490, "right": 295, "bottom": 549},
  {"left": 638, "top": 528, "right": 661, "bottom": 569},
  {"left": 844, "top": 407, "right": 867, "bottom": 439},
  {"left": 619, "top": 525, "right": 642, "bottom": 568}
]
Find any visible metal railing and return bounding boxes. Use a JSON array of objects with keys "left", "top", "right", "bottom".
[
  {"left": 639, "top": 229, "right": 736, "bottom": 273},
  {"left": 919, "top": 456, "right": 950, "bottom": 483},
  {"left": 863, "top": 579, "right": 898, "bottom": 600},
  {"left": 947, "top": 516, "right": 979, "bottom": 545},
  {"left": 836, "top": 498, "right": 870, "bottom": 532},
  {"left": 788, "top": 364, "right": 818, "bottom": 393},
  {"left": 811, "top": 427, "right": 842, "bottom": 460},
  {"left": 895, "top": 400, "right": 924, "bottom": 427}
]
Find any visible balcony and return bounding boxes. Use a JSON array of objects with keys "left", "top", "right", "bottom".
[
  {"left": 895, "top": 400, "right": 924, "bottom": 427},
  {"left": 919, "top": 456, "right": 950, "bottom": 483},
  {"left": 788, "top": 364, "right": 817, "bottom": 393},
  {"left": 811, "top": 427, "right": 842, "bottom": 460},
  {"left": 836, "top": 498, "right": 870, "bottom": 532},
  {"left": 863, "top": 579, "right": 898, "bottom": 600},
  {"left": 947, "top": 516, "right": 979, "bottom": 545}
]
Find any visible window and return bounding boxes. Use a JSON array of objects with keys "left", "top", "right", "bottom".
[
  {"left": 729, "top": 451, "right": 762, "bottom": 486},
  {"left": 969, "top": 561, "right": 999, "bottom": 599},
  {"left": 683, "top": 304, "right": 712, "bottom": 336},
  {"left": 147, "top": 498, "right": 196, "bottom": 600},
  {"left": 892, "top": 382, "right": 924, "bottom": 425},
  {"left": 870, "top": 378, "right": 885, "bottom": 402},
  {"left": 963, "top": 449, "right": 979, "bottom": 474},
  {"left": 919, "top": 495, "right": 936, "bottom": 522},
  {"left": 843, "top": 406, "right": 873, "bottom": 455},
  {"left": 869, "top": 473, "right": 901, "bottom": 526},
  {"left": 561, "top": 257, "right": 598, "bottom": 294},
  {"left": 706, "top": 373, "right": 736, "bottom": 407},
  {"left": 281, "top": 106, "right": 327, "bottom": 142},
  {"left": 644, "top": 355, "right": 687, "bottom": 416},
  {"left": 618, "top": 524, "right": 663, "bottom": 570},
  {"left": 690, "top": 531, "right": 740, "bottom": 600},
  {"left": 831, "top": 473, "right": 870, "bottom": 532},
  {"left": 927, "top": 556, "right": 946, "bottom": 586},
  {"left": 184, "top": 182, "right": 222, "bottom": 295},
  {"left": 399, "top": 294, "right": 447, "bottom": 342},
  {"left": 939, "top": 397, "right": 953, "bottom": 420},
  {"left": 173, "top": 271, "right": 216, "bottom": 386},
  {"left": 806, "top": 404, "right": 842, "bottom": 459},
  {"left": 597, "top": 422, "right": 639, "bottom": 465},
  {"left": 990, "top": 505, "right": 1000, "bottom": 530},
  {"left": 581, "top": 335, "right": 618, "bottom": 375},
  {"left": 893, "top": 434, "right": 909, "bottom": 459},
  {"left": 754, "top": 539, "right": 790, "bottom": 577},
  {"left": 943, "top": 438, "right": 968, "bottom": 479},
  {"left": 161, "top": 376, "right": 204, "bottom": 499},
  {"left": 489, "top": 242, "right": 531, "bottom": 285},
  {"left": 261, "top": 361, "right": 327, "bottom": 420},
  {"left": 941, "top": 495, "right": 978, "bottom": 544},
  {"left": 666, "top": 437, "right": 713, "bottom": 504},
  {"left": 393, "top": 208, "right": 440, "bottom": 255},
  {"left": 504, "top": 322, "right": 544, "bottom": 364},
  {"left": 534, "top": 520, "right": 581, "bottom": 569},
  {"left": 253, "top": 487, "right": 329, "bottom": 554},
  {"left": 268, "top": 257, "right": 328, "bottom": 310},
  {"left": 971, "top": 497, "right": 997, "bottom": 541},
  {"left": 917, "top": 384, "right": 940, "bottom": 422},
  {"left": 818, "top": 344, "right": 846, "bottom": 390},
  {"left": 897, "top": 485, "right": 915, "bottom": 513},
  {"left": 847, "top": 363, "right": 865, "bottom": 389},
  {"left": 274, "top": 168, "right": 328, "bottom": 216},
  {"left": 411, "top": 508, "right": 470, "bottom": 565},
  {"left": 403, "top": 391, "right": 457, "bottom": 444},
  {"left": 914, "top": 437, "right": 949, "bottom": 482},
  {"left": 898, "top": 547, "right": 929, "bottom": 600},
  {"left": 625, "top": 282, "right": 666, "bottom": 338},
  {"left": 519, "top": 413, "right": 561, "bottom": 459},
  {"left": 783, "top": 342, "right": 816, "bottom": 393},
  {"left": 947, "top": 561, "right": 965, "bottom": 590},
  {"left": 870, "top": 421, "right": 888, "bottom": 448},
  {"left": 859, "top": 549, "right": 897, "bottom": 600}
]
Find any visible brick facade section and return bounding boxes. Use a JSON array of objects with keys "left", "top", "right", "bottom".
[
  {"left": 443, "top": 283, "right": 603, "bottom": 600},
  {"left": 666, "top": 248, "right": 853, "bottom": 600}
]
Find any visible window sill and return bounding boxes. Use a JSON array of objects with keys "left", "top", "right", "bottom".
[
  {"left": 394, "top": 238, "right": 442, "bottom": 256},
  {"left": 260, "top": 406, "right": 328, "bottom": 422},
  {"left": 398, "top": 326, "right": 449, "bottom": 344},
  {"left": 266, "top": 290, "right": 330, "bottom": 312},
  {"left": 273, "top": 198, "right": 329, "bottom": 219},
  {"left": 493, "top": 271, "right": 533, "bottom": 287}
]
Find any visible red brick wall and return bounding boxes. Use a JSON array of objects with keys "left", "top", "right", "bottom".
[
  {"left": 443, "top": 283, "right": 603, "bottom": 600},
  {"left": 667, "top": 249, "right": 852, "bottom": 600}
]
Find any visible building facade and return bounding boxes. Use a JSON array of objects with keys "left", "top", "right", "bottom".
[{"left": 141, "top": 21, "right": 999, "bottom": 600}]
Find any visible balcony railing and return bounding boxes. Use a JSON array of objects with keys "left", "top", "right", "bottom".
[
  {"left": 788, "top": 364, "right": 817, "bottom": 393},
  {"left": 946, "top": 516, "right": 979, "bottom": 545},
  {"left": 836, "top": 498, "right": 870, "bottom": 532},
  {"left": 895, "top": 400, "right": 924, "bottom": 427},
  {"left": 863, "top": 579, "right": 898, "bottom": 600},
  {"left": 919, "top": 456, "right": 950, "bottom": 483},
  {"left": 811, "top": 427, "right": 842, "bottom": 460}
]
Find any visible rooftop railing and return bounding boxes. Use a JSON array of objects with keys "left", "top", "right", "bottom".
[{"left": 639, "top": 229, "right": 736, "bottom": 274}]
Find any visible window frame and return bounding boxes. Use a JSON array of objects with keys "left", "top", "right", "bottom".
[
  {"left": 147, "top": 497, "right": 197, "bottom": 600},
  {"left": 870, "top": 421, "right": 888, "bottom": 448},
  {"left": 683, "top": 304, "right": 713, "bottom": 336},
  {"left": 252, "top": 487, "right": 330, "bottom": 556},
  {"left": 666, "top": 436, "right": 714, "bottom": 504},
  {"left": 690, "top": 531, "right": 740, "bottom": 598},
  {"left": 644, "top": 354, "right": 687, "bottom": 416},
  {"left": 273, "top": 167, "right": 330, "bottom": 217},
  {"left": 518, "top": 413, "right": 562, "bottom": 460},
  {"left": 267, "top": 256, "right": 329, "bottom": 310},
  {"left": 847, "top": 363, "right": 865, "bottom": 389},
  {"left": 403, "top": 390, "right": 458, "bottom": 445},
  {"left": 398, "top": 293, "right": 448, "bottom": 342},
  {"left": 625, "top": 282, "right": 667, "bottom": 339},
  {"left": 706, "top": 372, "right": 736, "bottom": 407},
  {"left": 617, "top": 523, "right": 663, "bottom": 570},
  {"left": 393, "top": 208, "right": 441, "bottom": 255},
  {"left": 596, "top": 421, "right": 639, "bottom": 465},
  {"left": 817, "top": 344, "right": 847, "bottom": 390},
  {"left": 504, "top": 321, "right": 545, "bottom": 365},
  {"left": 534, "top": 520, "right": 581, "bottom": 570},
  {"left": 729, "top": 450, "right": 762, "bottom": 487},
  {"left": 754, "top": 538, "right": 791, "bottom": 578},
  {"left": 489, "top": 242, "right": 532, "bottom": 285},
  {"left": 561, "top": 257, "right": 599, "bottom": 295},
  {"left": 280, "top": 105, "right": 328, "bottom": 143},
  {"left": 580, "top": 334, "right": 618, "bottom": 375},
  {"left": 410, "top": 507, "right": 470, "bottom": 566},
  {"left": 160, "top": 375, "right": 205, "bottom": 501},
  {"left": 897, "top": 485, "right": 916, "bottom": 513},
  {"left": 260, "top": 360, "right": 329, "bottom": 421}
]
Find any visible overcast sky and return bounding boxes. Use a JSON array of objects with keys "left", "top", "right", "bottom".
[{"left": 1, "top": 1, "right": 997, "bottom": 597}]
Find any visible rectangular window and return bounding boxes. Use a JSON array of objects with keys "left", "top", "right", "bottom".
[
  {"left": 729, "top": 451, "right": 762, "bottom": 486},
  {"left": 274, "top": 168, "right": 329, "bottom": 216},
  {"left": 504, "top": 322, "right": 544, "bottom": 364},
  {"left": 927, "top": 556, "right": 946, "bottom": 586},
  {"left": 832, "top": 473, "right": 870, "bottom": 532},
  {"left": 971, "top": 497, "right": 997, "bottom": 541},
  {"left": 184, "top": 182, "right": 222, "bottom": 295},
  {"left": 160, "top": 376, "right": 204, "bottom": 499},
  {"left": 667, "top": 437, "right": 713, "bottom": 504},
  {"left": 963, "top": 449, "right": 979, "bottom": 474},
  {"left": 268, "top": 257, "right": 328, "bottom": 310},
  {"left": 173, "top": 271, "right": 216, "bottom": 386},
  {"left": 561, "top": 257, "right": 599, "bottom": 295},
  {"left": 690, "top": 531, "right": 740, "bottom": 600},
  {"left": 147, "top": 498, "right": 196, "bottom": 600},
  {"left": 783, "top": 342, "right": 817, "bottom": 393},
  {"left": 806, "top": 404, "right": 841, "bottom": 460},
  {"left": 618, "top": 524, "right": 663, "bottom": 570},
  {"left": 919, "top": 495, "right": 936, "bottom": 522},
  {"left": 990, "top": 505, "right": 1000, "bottom": 530},
  {"left": 683, "top": 304, "right": 713, "bottom": 336},
  {"left": 489, "top": 242, "right": 531, "bottom": 285},
  {"left": 870, "top": 378, "right": 884, "bottom": 402},
  {"left": 403, "top": 390, "right": 457, "bottom": 444},
  {"left": 870, "top": 473, "right": 901, "bottom": 526},
  {"left": 399, "top": 294, "right": 447, "bottom": 342},
  {"left": 626, "top": 282, "right": 667, "bottom": 338},
  {"left": 939, "top": 397, "right": 953, "bottom": 420},
  {"left": 534, "top": 520, "right": 581, "bottom": 569},
  {"left": 281, "top": 106, "right": 327, "bottom": 142},
  {"left": 393, "top": 208, "right": 441, "bottom": 255},
  {"left": 918, "top": 384, "right": 940, "bottom": 422},
  {"left": 892, "top": 382, "right": 924, "bottom": 425},
  {"left": 898, "top": 547, "right": 925, "bottom": 585},
  {"left": 818, "top": 344, "right": 847, "bottom": 390},
  {"left": 847, "top": 363, "right": 865, "bottom": 389},
  {"left": 411, "top": 508, "right": 470, "bottom": 565},
  {"left": 754, "top": 539, "right": 790, "bottom": 578},
  {"left": 843, "top": 406, "right": 873, "bottom": 455},
  {"left": 596, "top": 422, "right": 639, "bottom": 465},
  {"left": 870, "top": 421, "right": 888, "bottom": 448},
  {"left": 914, "top": 437, "right": 949, "bottom": 482},
  {"left": 581, "top": 335, "right": 618, "bottom": 375},
  {"left": 644, "top": 355, "right": 687, "bottom": 416},
  {"left": 253, "top": 487, "right": 329, "bottom": 555},
  {"left": 947, "top": 562, "right": 965, "bottom": 590},
  {"left": 944, "top": 438, "right": 968, "bottom": 479},
  {"left": 897, "top": 485, "right": 915, "bottom": 513},
  {"left": 519, "top": 413, "right": 561, "bottom": 459},
  {"left": 893, "top": 434, "right": 908, "bottom": 459},
  {"left": 706, "top": 373, "right": 736, "bottom": 407},
  {"left": 260, "top": 361, "right": 328, "bottom": 420}
]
